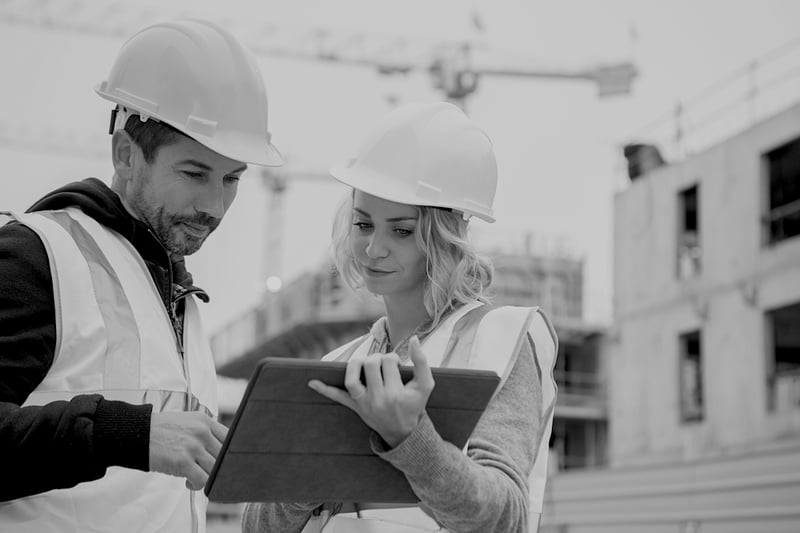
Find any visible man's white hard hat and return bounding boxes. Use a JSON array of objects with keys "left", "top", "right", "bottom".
[{"left": 96, "top": 19, "right": 283, "bottom": 166}]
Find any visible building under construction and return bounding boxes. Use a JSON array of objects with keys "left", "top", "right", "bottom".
[{"left": 541, "top": 101, "right": 800, "bottom": 532}]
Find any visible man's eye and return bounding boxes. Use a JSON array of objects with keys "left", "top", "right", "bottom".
[
  {"left": 183, "top": 171, "right": 203, "bottom": 179},
  {"left": 224, "top": 175, "right": 240, "bottom": 184}
]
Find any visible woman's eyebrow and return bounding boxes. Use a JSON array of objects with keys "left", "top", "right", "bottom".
[{"left": 354, "top": 207, "right": 416, "bottom": 222}]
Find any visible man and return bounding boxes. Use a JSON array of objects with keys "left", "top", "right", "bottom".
[{"left": 0, "top": 19, "right": 282, "bottom": 531}]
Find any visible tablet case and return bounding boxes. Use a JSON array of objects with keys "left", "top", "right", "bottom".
[{"left": 205, "top": 357, "right": 501, "bottom": 503}]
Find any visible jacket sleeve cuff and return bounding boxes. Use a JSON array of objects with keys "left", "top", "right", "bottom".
[
  {"left": 93, "top": 399, "right": 153, "bottom": 471},
  {"left": 369, "top": 413, "right": 444, "bottom": 474}
]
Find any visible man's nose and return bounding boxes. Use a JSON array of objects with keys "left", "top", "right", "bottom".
[{"left": 195, "top": 182, "right": 225, "bottom": 219}]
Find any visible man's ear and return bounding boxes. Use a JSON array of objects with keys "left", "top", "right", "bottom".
[{"left": 111, "top": 129, "right": 138, "bottom": 181}]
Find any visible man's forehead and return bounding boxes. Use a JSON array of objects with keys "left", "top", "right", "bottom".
[{"left": 159, "top": 137, "right": 247, "bottom": 173}]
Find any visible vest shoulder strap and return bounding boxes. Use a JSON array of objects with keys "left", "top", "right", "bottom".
[
  {"left": 5, "top": 210, "right": 99, "bottom": 364},
  {"left": 467, "top": 305, "right": 558, "bottom": 523},
  {"left": 323, "top": 333, "right": 371, "bottom": 362},
  {"left": 468, "top": 305, "right": 535, "bottom": 384}
]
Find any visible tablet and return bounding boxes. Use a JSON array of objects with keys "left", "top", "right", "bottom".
[{"left": 205, "top": 357, "right": 501, "bottom": 503}]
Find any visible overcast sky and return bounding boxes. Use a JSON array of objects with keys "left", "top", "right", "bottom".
[{"left": 1, "top": 0, "right": 799, "bottom": 333}]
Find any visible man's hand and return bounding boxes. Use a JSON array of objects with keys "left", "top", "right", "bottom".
[
  {"left": 308, "top": 336, "right": 435, "bottom": 447},
  {"left": 149, "top": 411, "right": 228, "bottom": 491}
]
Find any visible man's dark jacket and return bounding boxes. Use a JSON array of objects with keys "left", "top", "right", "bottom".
[{"left": 0, "top": 178, "right": 206, "bottom": 501}]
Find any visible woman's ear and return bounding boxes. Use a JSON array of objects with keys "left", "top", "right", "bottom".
[{"left": 111, "top": 129, "right": 137, "bottom": 181}]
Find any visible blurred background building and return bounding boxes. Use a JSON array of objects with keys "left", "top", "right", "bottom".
[{"left": 540, "top": 101, "right": 800, "bottom": 533}]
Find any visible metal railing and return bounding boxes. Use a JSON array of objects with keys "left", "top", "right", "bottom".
[{"left": 554, "top": 369, "right": 604, "bottom": 401}]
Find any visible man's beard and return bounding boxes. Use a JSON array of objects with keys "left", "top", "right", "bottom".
[
  {"left": 150, "top": 209, "right": 220, "bottom": 256},
  {"left": 128, "top": 178, "right": 220, "bottom": 256}
]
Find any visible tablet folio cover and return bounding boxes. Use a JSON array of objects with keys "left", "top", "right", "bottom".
[{"left": 205, "top": 357, "right": 500, "bottom": 503}]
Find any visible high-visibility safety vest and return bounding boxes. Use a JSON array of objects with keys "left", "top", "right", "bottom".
[
  {"left": 302, "top": 301, "right": 558, "bottom": 533},
  {"left": 0, "top": 207, "right": 218, "bottom": 533}
]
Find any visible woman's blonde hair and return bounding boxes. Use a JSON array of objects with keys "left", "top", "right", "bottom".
[{"left": 330, "top": 192, "right": 494, "bottom": 335}]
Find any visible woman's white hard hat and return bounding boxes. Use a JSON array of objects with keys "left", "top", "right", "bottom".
[
  {"left": 96, "top": 19, "right": 283, "bottom": 167},
  {"left": 330, "top": 101, "right": 497, "bottom": 222}
]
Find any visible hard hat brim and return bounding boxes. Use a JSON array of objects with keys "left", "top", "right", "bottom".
[
  {"left": 188, "top": 129, "right": 285, "bottom": 167},
  {"left": 329, "top": 164, "right": 495, "bottom": 223},
  {"left": 97, "top": 86, "right": 285, "bottom": 167}
]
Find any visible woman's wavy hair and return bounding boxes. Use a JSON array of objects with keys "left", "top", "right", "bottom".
[{"left": 330, "top": 192, "right": 494, "bottom": 335}]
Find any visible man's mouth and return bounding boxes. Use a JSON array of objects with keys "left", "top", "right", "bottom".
[{"left": 180, "top": 222, "right": 209, "bottom": 238}]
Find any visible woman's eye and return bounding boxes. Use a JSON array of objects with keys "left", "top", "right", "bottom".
[
  {"left": 395, "top": 228, "right": 413, "bottom": 237},
  {"left": 353, "top": 221, "right": 372, "bottom": 231}
]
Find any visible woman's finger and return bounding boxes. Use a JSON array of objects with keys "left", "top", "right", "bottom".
[
  {"left": 380, "top": 352, "right": 403, "bottom": 394},
  {"left": 343, "top": 355, "right": 368, "bottom": 400},
  {"left": 308, "top": 379, "right": 357, "bottom": 410},
  {"left": 362, "top": 353, "right": 385, "bottom": 396},
  {"left": 408, "top": 336, "right": 435, "bottom": 391}
]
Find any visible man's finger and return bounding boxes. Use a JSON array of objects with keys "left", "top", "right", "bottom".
[
  {"left": 183, "top": 462, "right": 208, "bottom": 491},
  {"left": 207, "top": 435, "right": 223, "bottom": 461},
  {"left": 209, "top": 420, "right": 228, "bottom": 444},
  {"left": 197, "top": 449, "right": 217, "bottom": 476}
]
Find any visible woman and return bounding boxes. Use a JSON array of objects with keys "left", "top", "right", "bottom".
[{"left": 242, "top": 102, "right": 558, "bottom": 533}]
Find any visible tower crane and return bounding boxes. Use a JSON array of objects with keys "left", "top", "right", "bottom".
[
  {"left": 0, "top": 0, "right": 638, "bottom": 112},
  {"left": 1, "top": 0, "right": 639, "bottom": 288}
]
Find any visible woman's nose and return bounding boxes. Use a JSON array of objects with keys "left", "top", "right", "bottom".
[{"left": 365, "top": 233, "right": 389, "bottom": 259}]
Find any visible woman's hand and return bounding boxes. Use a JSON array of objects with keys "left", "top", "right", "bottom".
[{"left": 308, "top": 336, "right": 435, "bottom": 448}]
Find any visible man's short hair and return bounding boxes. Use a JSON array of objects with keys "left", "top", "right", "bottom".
[{"left": 124, "top": 115, "right": 184, "bottom": 163}]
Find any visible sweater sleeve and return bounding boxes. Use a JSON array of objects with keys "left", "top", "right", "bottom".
[
  {"left": 371, "top": 338, "right": 543, "bottom": 533},
  {"left": 0, "top": 397, "right": 152, "bottom": 502},
  {"left": 0, "top": 221, "right": 58, "bottom": 404},
  {"left": 0, "top": 221, "right": 152, "bottom": 501}
]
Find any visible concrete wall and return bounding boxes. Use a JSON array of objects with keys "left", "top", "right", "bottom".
[
  {"left": 540, "top": 440, "right": 800, "bottom": 533},
  {"left": 611, "top": 102, "right": 800, "bottom": 467}
]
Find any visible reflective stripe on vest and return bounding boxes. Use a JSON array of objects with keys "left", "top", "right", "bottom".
[
  {"left": 309, "top": 303, "right": 559, "bottom": 533},
  {"left": 0, "top": 208, "right": 217, "bottom": 533},
  {"left": 526, "top": 309, "right": 558, "bottom": 528}
]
